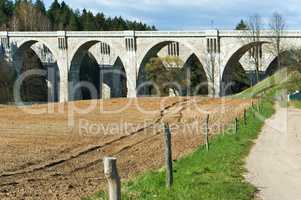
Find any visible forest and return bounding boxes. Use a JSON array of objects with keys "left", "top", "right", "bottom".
[{"left": 0, "top": 0, "right": 156, "bottom": 31}]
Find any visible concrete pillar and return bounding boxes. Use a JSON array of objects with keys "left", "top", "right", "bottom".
[
  {"left": 13, "top": 56, "right": 23, "bottom": 76},
  {"left": 46, "top": 64, "right": 58, "bottom": 102},
  {"left": 214, "top": 51, "right": 221, "bottom": 97},
  {"left": 99, "top": 67, "right": 111, "bottom": 99},
  {"left": 124, "top": 31, "right": 137, "bottom": 98},
  {"left": 68, "top": 67, "right": 82, "bottom": 100},
  {"left": 125, "top": 54, "right": 137, "bottom": 98},
  {"left": 56, "top": 31, "right": 70, "bottom": 102},
  {"left": 214, "top": 64, "right": 221, "bottom": 97},
  {"left": 112, "top": 69, "right": 121, "bottom": 97},
  {"left": 205, "top": 30, "right": 221, "bottom": 97},
  {"left": 101, "top": 83, "right": 111, "bottom": 99},
  {"left": 205, "top": 53, "right": 221, "bottom": 97},
  {"left": 57, "top": 58, "right": 68, "bottom": 102},
  {"left": 56, "top": 49, "right": 68, "bottom": 101}
]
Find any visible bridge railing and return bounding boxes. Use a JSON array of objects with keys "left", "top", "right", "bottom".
[{"left": 0, "top": 30, "right": 301, "bottom": 38}]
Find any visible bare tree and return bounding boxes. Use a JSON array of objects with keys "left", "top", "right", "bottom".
[
  {"left": 242, "top": 14, "right": 263, "bottom": 83},
  {"left": 269, "top": 12, "right": 286, "bottom": 71},
  {"left": 203, "top": 38, "right": 220, "bottom": 96},
  {"left": 204, "top": 50, "right": 217, "bottom": 96},
  {"left": 9, "top": 1, "right": 51, "bottom": 31}
]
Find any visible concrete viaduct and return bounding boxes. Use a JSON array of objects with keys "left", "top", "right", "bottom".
[{"left": 0, "top": 30, "right": 300, "bottom": 102}]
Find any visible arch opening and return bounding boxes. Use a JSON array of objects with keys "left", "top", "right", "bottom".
[
  {"left": 137, "top": 41, "right": 170, "bottom": 96},
  {"left": 265, "top": 49, "right": 301, "bottom": 77},
  {"left": 13, "top": 41, "right": 60, "bottom": 103},
  {"left": 137, "top": 41, "right": 208, "bottom": 97},
  {"left": 221, "top": 42, "right": 266, "bottom": 96},
  {"left": 69, "top": 41, "right": 127, "bottom": 101},
  {"left": 182, "top": 54, "right": 209, "bottom": 96}
]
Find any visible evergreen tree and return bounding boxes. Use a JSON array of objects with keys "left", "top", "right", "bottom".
[
  {"left": 0, "top": 0, "right": 13, "bottom": 29},
  {"left": 59, "top": 1, "right": 72, "bottom": 30},
  {"left": 47, "top": 0, "right": 61, "bottom": 29},
  {"left": 34, "top": 0, "right": 46, "bottom": 15},
  {"left": 235, "top": 19, "right": 248, "bottom": 30},
  {"left": 95, "top": 12, "right": 105, "bottom": 30},
  {"left": 67, "top": 10, "right": 81, "bottom": 30}
]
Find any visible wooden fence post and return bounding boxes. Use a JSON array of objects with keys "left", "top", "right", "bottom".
[
  {"left": 104, "top": 157, "right": 121, "bottom": 200},
  {"left": 252, "top": 101, "right": 256, "bottom": 118},
  {"left": 205, "top": 114, "right": 210, "bottom": 151},
  {"left": 235, "top": 117, "right": 238, "bottom": 134},
  {"left": 259, "top": 97, "right": 263, "bottom": 112},
  {"left": 163, "top": 123, "right": 173, "bottom": 188},
  {"left": 244, "top": 109, "right": 247, "bottom": 126}
]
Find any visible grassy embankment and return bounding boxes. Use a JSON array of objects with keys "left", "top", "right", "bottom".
[
  {"left": 237, "top": 67, "right": 301, "bottom": 108},
  {"left": 236, "top": 67, "right": 301, "bottom": 99},
  {"left": 85, "top": 68, "right": 301, "bottom": 200}
]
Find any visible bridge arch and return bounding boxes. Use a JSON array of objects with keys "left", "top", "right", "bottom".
[
  {"left": 137, "top": 40, "right": 209, "bottom": 96},
  {"left": 68, "top": 40, "right": 127, "bottom": 100},
  {"left": 221, "top": 41, "right": 269, "bottom": 95},
  {"left": 263, "top": 49, "right": 301, "bottom": 77},
  {"left": 12, "top": 39, "right": 60, "bottom": 102},
  {"left": 183, "top": 53, "right": 209, "bottom": 95}
]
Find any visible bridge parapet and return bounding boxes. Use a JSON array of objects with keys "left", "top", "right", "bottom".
[
  {"left": 135, "top": 31, "right": 206, "bottom": 37},
  {"left": 0, "top": 30, "right": 300, "bottom": 38}
]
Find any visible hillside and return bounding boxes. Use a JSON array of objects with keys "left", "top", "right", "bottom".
[{"left": 236, "top": 67, "right": 301, "bottom": 98}]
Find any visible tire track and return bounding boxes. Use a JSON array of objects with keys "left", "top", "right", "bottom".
[{"left": 0, "top": 98, "right": 190, "bottom": 178}]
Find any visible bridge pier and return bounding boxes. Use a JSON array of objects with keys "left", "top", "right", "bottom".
[
  {"left": 124, "top": 32, "right": 137, "bottom": 98},
  {"left": 57, "top": 52, "right": 69, "bottom": 103}
]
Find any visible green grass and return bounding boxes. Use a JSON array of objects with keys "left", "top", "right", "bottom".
[
  {"left": 84, "top": 97, "right": 275, "bottom": 200},
  {"left": 236, "top": 67, "right": 301, "bottom": 99},
  {"left": 290, "top": 100, "right": 301, "bottom": 109}
]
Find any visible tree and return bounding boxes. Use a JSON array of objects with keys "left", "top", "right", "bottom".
[
  {"left": 47, "top": 0, "right": 61, "bottom": 29},
  {"left": 5, "top": 0, "right": 156, "bottom": 31},
  {"left": 81, "top": 9, "right": 96, "bottom": 31},
  {"left": 235, "top": 19, "right": 248, "bottom": 30},
  {"left": 95, "top": 12, "right": 105, "bottom": 30},
  {"left": 58, "top": 1, "right": 72, "bottom": 30},
  {"left": 0, "top": 0, "right": 13, "bottom": 30},
  {"left": 34, "top": 0, "right": 46, "bottom": 15},
  {"left": 67, "top": 10, "right": 81, "bottom": 30},
  {"left": 269, "top": 12, "right": 286, "bottom": 71},
  {"left": 144, "top": 56, "right": 185, "bottom": 96},
  {"left": 10, "top": 0, "right": 50, "bottom": 31},
  {"left": 204, "top": 45, "right": 217, "bottom": 96},
  {"left": 241, "top": 14, "right": 263, "bottom": 83},
  {"left": 0, "top": 0, "right": 157, "bottom": 31},
  {"left": 151, "top": 25, "right": 157, "bottom": 31}
]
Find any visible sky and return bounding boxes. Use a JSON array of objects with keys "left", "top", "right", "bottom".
[{"left": 44, "top": 0, "right": 301, "bottom": 30}]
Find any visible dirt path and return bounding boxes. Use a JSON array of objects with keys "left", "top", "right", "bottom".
[{"left": 246, "top": 106, "right": 301, "bottom": 200}]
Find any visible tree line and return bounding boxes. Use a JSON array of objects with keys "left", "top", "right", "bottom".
[{"left": 0, "top": 0, "right": 156, "bottom": 31}]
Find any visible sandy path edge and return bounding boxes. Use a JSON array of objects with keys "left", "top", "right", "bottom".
[{"left": 245, "top": 105, "right": 301, "bottom": 200}]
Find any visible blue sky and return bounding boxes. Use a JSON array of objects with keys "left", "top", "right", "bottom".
[{"left": 44, "top": 0, "right": 301, "bottom": 30}]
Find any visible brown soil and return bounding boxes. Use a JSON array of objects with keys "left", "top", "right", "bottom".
[{"left": 0, "top": 96, "right": 252, "bottom": 200}]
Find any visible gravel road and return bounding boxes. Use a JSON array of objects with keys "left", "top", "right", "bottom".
[{"left": 246, "top": 105, "right": 301, "bottom": 200}]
